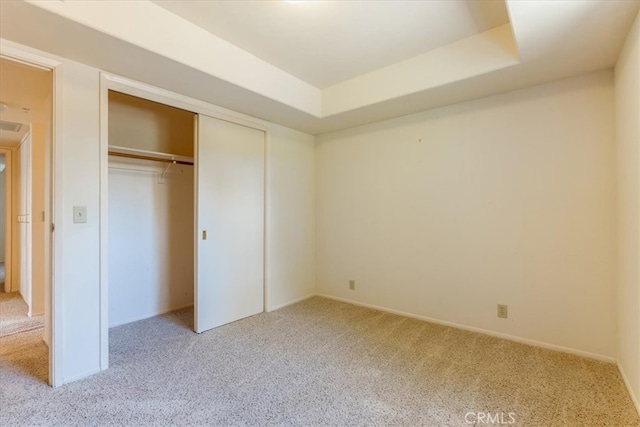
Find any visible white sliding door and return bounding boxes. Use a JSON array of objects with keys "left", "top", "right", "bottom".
[{"left": 195, "top": 115, "right": 265, "bottom": 333}]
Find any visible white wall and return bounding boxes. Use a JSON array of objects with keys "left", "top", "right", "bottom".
[
  {"left": 615, "top": 10, "right": 640, "bottom": 414},
  {"left": 59, "top": 59, "right": 102, "bottom": 382},
  {"left": 267, "top": 124, "right": 316, "bottom": 310},
  {"left": 108, "top": 162, "right": 194, "bottom": 327},
  {"left": 316, "top": 71, "right": 617, "bottom": 359}
]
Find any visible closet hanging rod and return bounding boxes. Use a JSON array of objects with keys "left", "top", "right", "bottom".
[{"left": 108, "top": 151, "right": 194, "bottom": 165}]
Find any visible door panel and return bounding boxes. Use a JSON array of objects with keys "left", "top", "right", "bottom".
[{"left": 195, "top": 115, "right": 265, "bottom": 333}]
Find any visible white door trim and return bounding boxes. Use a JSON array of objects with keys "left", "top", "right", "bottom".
[
  {"left": 0, "top": 45, "right": 62, "bottom": 387},
  {"left": 99, "top": 71, "right": 270, "bottom": 369}
]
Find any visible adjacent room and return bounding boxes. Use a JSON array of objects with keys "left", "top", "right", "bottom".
[
  {"left": 0, "top": 57, "right": 52, "bottom": 386},
  {"left": 0, "top": 0, "right": 639, "bottom": 426}
]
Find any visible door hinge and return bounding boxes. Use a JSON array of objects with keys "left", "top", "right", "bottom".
[
  {"left": 202, "top": 230, "right": 207, "bottom": 240},
  {"left": 51, "top": 223, "right": 55, "bottom": 232}
]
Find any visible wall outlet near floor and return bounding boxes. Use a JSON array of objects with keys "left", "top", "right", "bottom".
[
  {"left": 349, "top": 280, "right": 355, "bottom": 290},
  {"left": 497, "top": 304, "right": 508, "bottom": 319}
]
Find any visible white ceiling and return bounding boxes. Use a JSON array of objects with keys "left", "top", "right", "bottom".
[
  {"left": 0, "top": 1, "right": 639, "bottom": 135},
  {"left": 153, "top": 0, "right": 509, "bottom": 88},
  {"left": 0, "top": 58, "right": 51, "bottom": 146}
]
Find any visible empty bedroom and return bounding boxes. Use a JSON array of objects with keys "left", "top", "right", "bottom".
[{"left": 0, "top": 1, "right": 639, "bottom": 426}]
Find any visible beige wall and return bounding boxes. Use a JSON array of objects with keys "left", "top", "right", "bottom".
[
  {"left": 316, "top": 71, "right": 617, "bottom": 359},
  {"left": 615, "top": 10, "right": 640, "bottom": 414}
]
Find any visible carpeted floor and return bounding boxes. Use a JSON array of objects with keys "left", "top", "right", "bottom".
[
  {"left": 0, "top": 297, "right": 638, "bottom": 426},
  {"left": 0, "top": 292, "right": 44, "bottom": 337}
]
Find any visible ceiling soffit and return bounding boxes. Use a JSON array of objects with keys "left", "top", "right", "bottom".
[
  {"left": 151, "top": 0, "right": 511, "bottom": 88},
  {"left": 0, "top": 0, "right": 638, "bottom": 134}
]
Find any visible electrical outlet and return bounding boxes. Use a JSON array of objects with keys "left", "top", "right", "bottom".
[
  {"left": 497, "top": 304, "right": 508, "bottom": 319},
  {"left": 349, "top": 280, "right": 355, "bottom": 290}
]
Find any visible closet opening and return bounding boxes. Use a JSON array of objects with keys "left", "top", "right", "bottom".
[
  {"left": 103, "top": 80, "right": 267, "bottom": 370},
  {"left": 107, "top": 91, "right": 195, "bottom": 331}
]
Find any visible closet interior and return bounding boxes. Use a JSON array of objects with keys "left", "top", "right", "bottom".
[{"left": 108, "top": 91, "right": 195, "bottom": 328}]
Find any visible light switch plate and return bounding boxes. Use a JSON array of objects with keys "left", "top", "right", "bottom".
[{"left": 73, "top": 206, "right": 87, "bottom": 223}]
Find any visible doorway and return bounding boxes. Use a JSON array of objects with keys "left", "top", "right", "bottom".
[{"left": 0, "top": 56, "right": 53, "bottom": 384}]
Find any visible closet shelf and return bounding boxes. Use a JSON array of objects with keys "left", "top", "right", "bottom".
[{"left": 108, "top": 145, "right": 194, "bottom": 165}]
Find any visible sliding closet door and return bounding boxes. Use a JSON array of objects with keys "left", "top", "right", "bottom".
[{"left": 195, "top": 115, "right": 265, "bottom": 333}]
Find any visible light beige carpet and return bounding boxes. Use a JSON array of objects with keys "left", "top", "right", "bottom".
[
  {"left": 0, "top": 292, "right": 44, "bottom": 337},
  {"left": 0, "top": 297, "right": 638, "bottom": 426}
]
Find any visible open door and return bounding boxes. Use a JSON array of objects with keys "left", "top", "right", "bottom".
[{"left": 194, "top": 115, "right": 265, "bottom": 333}]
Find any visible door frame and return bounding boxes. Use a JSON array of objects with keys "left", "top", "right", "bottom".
[
  {"left": 0, "top": 148, "right": 13, "bottom": 293},
  {"left": 98, "top": 72, "right": 270, "bottom": 369},
  {"left": 0, "top": 46, "right": 62, "bottom": 387}
]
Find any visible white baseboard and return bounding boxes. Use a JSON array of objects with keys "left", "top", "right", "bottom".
[
  {"left": 109, "top": 303, "right": 194, "bottom": 328},
  {"left": 268, "top": 293, "right": 316, "bottom": 312},
  {"left": 618, "top": 362, "right": 640, "bottom": 416},
  {"left": 317, "top": 293, "right": 616, "bottom": 364}
]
